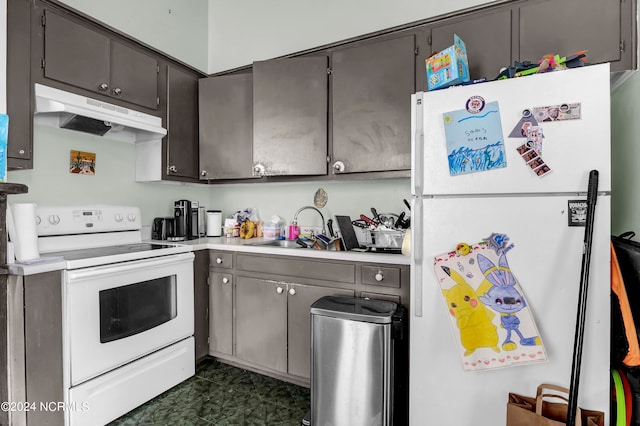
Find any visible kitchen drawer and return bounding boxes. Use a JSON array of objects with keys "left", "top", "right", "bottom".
[
  {"left": 209, "top": 272, "right": 233, "bottom": 286},
  {"left": 361, "top": 265, "right": 401, "bottom": 288},
  {"left": 236, "top": 254, "right": 355, "bottom": 284},
  {"left": 210, "top": 251, "right": 233, "bottom": 269}
]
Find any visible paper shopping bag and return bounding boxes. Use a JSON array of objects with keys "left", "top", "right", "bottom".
[{"left": 506, "top": 384, "right": 604, "bottom": 426}]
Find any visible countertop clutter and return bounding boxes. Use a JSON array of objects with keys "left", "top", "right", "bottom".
[
  {"left": 175, "top": 236, "right": 410, "bottom": 265},
  {"left": 8, "top": 236, "right": 410, "bottom": 276}
]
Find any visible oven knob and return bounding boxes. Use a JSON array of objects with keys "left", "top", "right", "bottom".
[
  {"left": 48, "top": 215, "right": 60, "bottom": 225},
  {"left": 127, "top": 213, "right": 137, "bottom": 222},
  {"left": 35, "top": 216, "right": 41, "bottom": 225},
  {"left": 114, "top": 213, "right": 124, "bottom": 222}
]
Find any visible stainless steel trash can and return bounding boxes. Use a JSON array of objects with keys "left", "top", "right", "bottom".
[{"left": 310, "top": 296, "right": 407, "bottom": 426}]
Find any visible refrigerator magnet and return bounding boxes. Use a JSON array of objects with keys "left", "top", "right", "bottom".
[
  {"left": 507, "top": 114, "right": 539, "bottom": 138},
  {"left": 532, "top": 102, "right": 581, "bottom": 122},
  {"left": 465, "top": 95, "right": 486, "bottom": 114},
  {"left": 525, "top": 126, "right": 544, "bottom": 156},
  {"left": 567, "top": 200, "right": 588, "bottom": 227}
]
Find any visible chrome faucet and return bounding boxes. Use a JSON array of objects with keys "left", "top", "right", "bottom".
[{"left": 292, "top": 206, "right": 326, "bottom": 236}]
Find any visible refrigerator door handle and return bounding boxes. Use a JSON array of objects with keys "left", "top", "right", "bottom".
[
  {"left": 411, "top": 93, "right": 425, "bottom": 196},
  {"left": 412, "top": 198, "right": 424, "bottom": 317}
]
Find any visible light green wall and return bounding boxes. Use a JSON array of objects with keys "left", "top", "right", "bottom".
[{"left": 611, "top": 72, "right": 640, "bottom": 235}]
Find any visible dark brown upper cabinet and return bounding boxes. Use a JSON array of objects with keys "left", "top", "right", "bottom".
[
  {"left": 252, "top": 57, "right": 328, "bottom": 177},
  {"left": 164, "top": 65, "right": 200, "bottom": 181},
  {"left": 41, "top": 9, "right": 159, "bottom": 110},
  {"left": 199, "top": 73, "right": 255, "bottom": 180},
  {"left": 7, "top": 0, "right": 33, "bottom": 169},
  {"left": 330, "top": 34, "right": 415, "bottom": 174},
  {"left": 518, "top": 0, "right": 630, "bottom": 72}
]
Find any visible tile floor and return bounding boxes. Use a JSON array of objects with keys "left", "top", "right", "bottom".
[{"left": 108, "top": 359, "right": 310, "bottom": 425}]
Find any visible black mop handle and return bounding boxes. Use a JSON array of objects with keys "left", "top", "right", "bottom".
[{"left": 566, "top": 170, "right": 599, "bottom": 426}]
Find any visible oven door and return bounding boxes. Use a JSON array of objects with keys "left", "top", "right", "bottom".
[{"left": 65, "top": 252, "right": 194, "bottom": 386}]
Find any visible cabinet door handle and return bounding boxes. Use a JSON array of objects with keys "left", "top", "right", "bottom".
[
  {"left": 375, "top": 271, "right": 384, "bottom": 282},
  {"left": 253, "top": 163, "right": 265, "bottom": 176},
  {"left": 216, "top": 257, "right": 223, "bottom": 264},
  {"left": 112, "top": 87, "right": 123, "bottom": 96},
  {"left": 168, "top": 165, "right": 178, "bottom": 173},
  {"left": 222, "top": 277, "right": 230, "bottom": 284},
  {"left": 289, "top": 288, "right": 296, "bottom": 296},
  {"left": 98, "top": 83, "right": 108, "bottom": 91},
  {"left": 201, "top": 170, "right": 208, "bottom": 177},
  {"left": 276, "top": 286, "right": 284, "bottom": 294},
  {"left": 333, "top": 160, "right": 345, "bottom": 173}
]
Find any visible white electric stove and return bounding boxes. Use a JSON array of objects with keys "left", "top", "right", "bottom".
[{"left": 34, "top": 205, "right": 195, "bottom": 426}]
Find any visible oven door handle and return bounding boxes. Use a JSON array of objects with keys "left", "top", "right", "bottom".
[{"left": 65, "top": 252, "right": 194, "bottom": 281}]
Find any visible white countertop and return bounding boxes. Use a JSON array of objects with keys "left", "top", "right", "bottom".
[
  {"left": 8, "top": 236, "right": 410, "bottom": 276},
  {"left": 8, "top": 258, "right": 67, "bottom": 276},
  {"left": 175, "top": 236, "right": 411, "bottom": 265}
]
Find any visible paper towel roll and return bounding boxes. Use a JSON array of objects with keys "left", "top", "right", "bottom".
[{"left": 9, "top": 203, "right": 39, "bottom": 262}]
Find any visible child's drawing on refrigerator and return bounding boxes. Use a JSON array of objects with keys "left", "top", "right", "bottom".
[
  {"left": 442, "top": 99, "right": 506, "bottom": 176},
  {"left": 434, "top": 234, "right": 547, "bottom": 371}
]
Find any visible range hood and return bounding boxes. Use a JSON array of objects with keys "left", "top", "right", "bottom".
[{"left": 34, "top": 83, "right": 167, "bottom": 143}]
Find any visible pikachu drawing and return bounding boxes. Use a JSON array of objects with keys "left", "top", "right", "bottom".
[{"left": 441, "top": 266, "right": 500, "bottom": 356}]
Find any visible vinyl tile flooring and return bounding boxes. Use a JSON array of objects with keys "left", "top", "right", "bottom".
[{"left": 108, "top": 359, "right": 310, "bottom": 425}]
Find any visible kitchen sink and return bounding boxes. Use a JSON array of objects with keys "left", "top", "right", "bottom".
[{"left": 246, "top": 239, "right": 305, "bottom": 249}]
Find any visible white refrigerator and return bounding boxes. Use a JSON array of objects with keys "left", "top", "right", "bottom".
[{"left": 409, "top": 63, "right": 611, "bottom": 425}]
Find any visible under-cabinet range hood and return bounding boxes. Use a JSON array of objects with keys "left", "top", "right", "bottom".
[{"left": 33, "top": 83, "right": 166, "bottom": 143}]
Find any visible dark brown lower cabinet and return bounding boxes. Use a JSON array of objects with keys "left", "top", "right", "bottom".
[{"left": 208, "top": 250, "right": 409, "bottom": 386}]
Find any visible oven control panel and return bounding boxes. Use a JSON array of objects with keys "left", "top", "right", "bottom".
[{"left": 36, "top": 205, "right": 141, "bottom": 236}]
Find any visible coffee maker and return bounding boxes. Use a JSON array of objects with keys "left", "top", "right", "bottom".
[
  {"left": 190, "top": 201, "right": 206, "bottom": 239},
  {"left": 174, "top": 200, "right": 192, "bottom": 241}
]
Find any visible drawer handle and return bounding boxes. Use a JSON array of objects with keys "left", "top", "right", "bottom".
[
  {"left": 222, "top": 277, "right": 229, "bottom": 284},
  {"left": 289, "top": 288, "right": 296, "bottom": 296},
  {"left": 375, "top": 271, "right": 384, "bottom": 282},
  {"left": 276, "top": 286, "right": 284, "bottom": 294},
  {"left": 216, "top": 257, "right": 223, "bottom": 264}
]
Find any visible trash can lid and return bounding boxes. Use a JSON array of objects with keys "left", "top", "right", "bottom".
[{"left": 310, "top": 296, "right": 398, "bottom": 324}]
